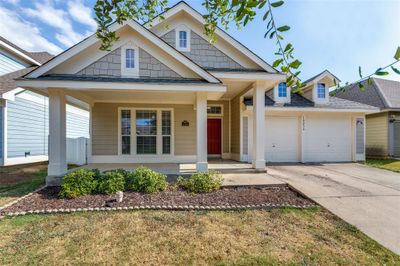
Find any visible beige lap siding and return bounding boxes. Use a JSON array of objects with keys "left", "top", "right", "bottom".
[
  {"left": 91, "top": 103, "right": 196, "bottom": 156},
  {"left": 366, "top": 112, "right": 389, "bottom": 157}
]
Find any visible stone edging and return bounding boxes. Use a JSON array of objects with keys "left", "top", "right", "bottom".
[
  {"left": 0, "top": 185, "right": 47, "bottom": 212},
  {"left": 1, "top": 203, "right": 317, "bottom": 219}
]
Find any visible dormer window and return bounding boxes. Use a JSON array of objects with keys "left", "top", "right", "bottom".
[
  {"left": 278, "top": 82, "right": 287, "bottom": 97},
  {"left": 121, "top": 42, "right": 139, "bottom": 77},
  {"left": 317, "top": 83, "right": 326, "bottom": 98},
  {"left": 179, "top": 31, "right": 187, "bottom": 48},
  {"left": 175, "top": 25, "right": 190, "bottom": 52}
]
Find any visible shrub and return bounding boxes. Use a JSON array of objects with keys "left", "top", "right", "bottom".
[
  {"left": 96, "top": 171, "right": 125, "bottom": 194},
  {"left": 177, "top": 171, "right": 223, "bottom": 193},
  {"left": 103, "top": 168, "right": 130, "bottom": 179},
  {"left": 126, "top": 166, "right": 168, "bottom": 193},
  {"left": 59, "top": 169, "right": 97, "bottom": 198}
]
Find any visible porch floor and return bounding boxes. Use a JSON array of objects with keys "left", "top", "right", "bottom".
[{"left": 74, "top": 160, "right": 284, "bottom": 186}]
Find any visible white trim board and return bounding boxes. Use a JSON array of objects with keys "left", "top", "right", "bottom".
[
  {"left": 0, "top": 39, "right": 42, "bottom": 66},
  {"left": 3, "top": 155, "right": 48, "bottom": 166}
]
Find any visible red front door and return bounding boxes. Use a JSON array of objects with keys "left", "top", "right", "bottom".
[{"left": 207, "top": 118, "right": 222, "bottom": 155}]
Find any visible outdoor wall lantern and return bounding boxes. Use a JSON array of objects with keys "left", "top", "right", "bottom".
[{"left": 182, "top": 120, "right": 189, "bottom": 127}]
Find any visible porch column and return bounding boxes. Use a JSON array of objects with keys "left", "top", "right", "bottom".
[
  {"left": 252, "top": 81, "right": 266, "bottom": 171},
  {"left": 47, "top": 89, "right": 67, "bottom": 186},
  {"left": 196, "top": 92, "right": 208, "bottom": 172}
]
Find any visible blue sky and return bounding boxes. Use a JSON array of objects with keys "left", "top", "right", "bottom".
[{"left": 1, "top": 0, "right": 399, "bottom": 83}]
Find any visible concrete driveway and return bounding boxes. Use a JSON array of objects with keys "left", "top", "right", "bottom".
[{"left": 267, "top": 163, "right": 400, "bottom": 255}]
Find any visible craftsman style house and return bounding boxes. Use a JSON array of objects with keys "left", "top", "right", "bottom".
[{"left": 16, "top": 2, "right": 376, "bottom": 185}]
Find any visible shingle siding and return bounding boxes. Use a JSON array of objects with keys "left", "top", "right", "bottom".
[
  {"left": 161, "top": 30, "right": 245, "bottom": 70},
  {"left": 76, "top": 48, "right": 181, "bottom": 78}
]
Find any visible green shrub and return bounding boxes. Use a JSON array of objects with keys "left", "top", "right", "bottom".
[
  {"left": 96, "top": 171, "right": 125, "bottom": 194},
  {"left": 59, "top": 169, "right": 97, "bottom": 198},
  {"left": 126, "top": 166, "right": 168, "bottom": 193},
  {"left": 177, "top": 171, "right": 223, "bottom": 193},
  {"left": 103, "top": 168, "right": 130, "bottom": 179}
]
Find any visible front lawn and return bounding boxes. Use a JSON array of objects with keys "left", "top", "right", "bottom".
[
  {"left": 0, "top": 208, "right": 398, "bottom": 265},
  {"left": 365, "top": 159, "right": 400, "bottom": 173}
]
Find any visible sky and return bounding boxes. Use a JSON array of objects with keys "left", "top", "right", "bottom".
[{"left": 0, "top": 0, "right": 399, "bottom": 84}]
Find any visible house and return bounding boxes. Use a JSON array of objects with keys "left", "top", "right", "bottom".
[
  {"left": 0, "top": 36, "right": 90, "bottom": 166},
  {"left": 15, "top": 2, "right": 377, "bottom": 185},
  {"left": 336, "top": 77, "right": 400, "bottom": 158}
]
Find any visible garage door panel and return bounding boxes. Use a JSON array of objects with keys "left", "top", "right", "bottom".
[
  {"left": 304, "top": 116, "right": 352, "bottom": 162},
  {"left": 265, "top": 116, "right": 299, "bottom": 162}
]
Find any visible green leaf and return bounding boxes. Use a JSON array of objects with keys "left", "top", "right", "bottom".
[
  {"left": 284, "top": 43, "right": 293, "bottom": 53},
  {"left": 264, "top": 27, "right": 273, "bottom": 38},
  {"left": 375, "top": 68, "right": 389, "bottom": 76},
  {"left": 259, "top": 1, "right": 267, "bottom": 9},
  {"left": 272, "top": 58, "right": 284, "bottom": 67},
  {"left": 271, "top": 1, "right": 284, "bottom": 7},
  {"left": 358, "top": 66, "right": 362, "bottom": 78},
  {"left": 357, "top": 82, "right": 365, "bottom": 91},
  {"left": 277, "top": 25, "right": 290, "bottom": 32},
  {"left": 289, "top": 59, "right": 302, "bottom": 69},
  {"left": 394, "top": 46, "right": 400, "bottom": 60},
  {"left": 263, "top": 10, "right": 270, "bottom": 20},
  {"left": 391, "top": 66, "right": 400, "bottom": 75},
  {"left": 269, "top": 30, "right": 276, "bottom": 39}
]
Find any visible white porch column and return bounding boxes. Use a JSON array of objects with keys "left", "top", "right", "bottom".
[
  {"left": 252, "top": 81, "right": 266, "bottom": 171},
  {"left": 47, "top": 89, "right": 67, "bottom": 186},
  {"left": 196, "top": 92, "right": 208, "bottom": 172}
]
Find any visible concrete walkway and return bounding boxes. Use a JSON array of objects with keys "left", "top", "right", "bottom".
[
  {"left": 267, "top": 163, "right": 400, "bottom": 255},
  {"left": 222, "top": 172, "right": 284, "bottom": 186}
]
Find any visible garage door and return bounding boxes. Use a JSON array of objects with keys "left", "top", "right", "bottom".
[
  {"left": 303, "top": 116, "right": 352, "bottom": 162},
  {"left": 265, "top": 116, "right": 299, "bottom": 162}
]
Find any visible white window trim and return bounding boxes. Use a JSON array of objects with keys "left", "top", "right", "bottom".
[
  {"left": 273, "top": 82, "right": 290, "bottom": 103},
  {"left": 118, "top": 107, "right": 174, "bottom": 156},
  {"left": 175, "top": 25, "right": 191, "bottom": 52},
  {"left": 207, "top": 104, "right": 223, "bottom": 117},
  {"left": 121, "top": 42, "right": 139, "bottom": 77},
  {"left": 313, "top": 82, "right": 329, "bottom": 104}
]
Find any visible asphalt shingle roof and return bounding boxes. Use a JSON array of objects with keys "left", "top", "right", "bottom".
[
  {"left": 0, "top": 67, "right": 37, "bottom": 95},
  {"left": 29, "top": 52, "right": 54, "bottom": 65},
  {"left": 244, "top": 93, "right": 315, "bottom": 107},
  {"left": 335, "top": 77, "right": 400, "bottom": 109}
]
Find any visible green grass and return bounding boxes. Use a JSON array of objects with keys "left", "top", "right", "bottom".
[
  {"left": 0, "top": 170, "right": 46, "bottom": 207},
  {"left": 0, "top": 208, "right": 398, "bottom": 265},
  {"left": 364, "top": 159, "right": 400, "bottom": 173}
]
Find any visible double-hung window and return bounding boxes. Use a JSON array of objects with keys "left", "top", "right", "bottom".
[
  {"left": 179, "top": 31, "right": 187, "bottom": 48},
  {"left": 125, "top": 48, "right": 135, "bottom": 69},
  {"left": 120, "top": 109, "right": 172, "bottom": 155},
  {"left": 278, "top": 82, "right": 287, "bottom": 98},
  {"left": 317, "top": 83, "right": 326, "bottom": 98}
]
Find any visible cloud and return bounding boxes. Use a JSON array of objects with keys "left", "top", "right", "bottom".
[
  {"left": 67, "top": 0, "right": 97, "bottom": 31},
  {"left": 0, "top": 6, "right": 62, "bottom": 55},
  {"left": 3, "top": 0, "right": 19, "bottom": 5},
  {"left": 23, "top": 2, "right": 86, "bottom": 47}
]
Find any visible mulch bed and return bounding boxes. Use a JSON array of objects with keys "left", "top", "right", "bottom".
[{"left": 0, "top": 185, "right": 315, "bottom": 215}]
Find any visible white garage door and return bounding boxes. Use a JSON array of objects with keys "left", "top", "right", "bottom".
[
  {"left": 265, "top": 116, "right": 299, "bottom": 162},
  {"left": 304, "top": 116, "right": 352, "bottom": 162}
]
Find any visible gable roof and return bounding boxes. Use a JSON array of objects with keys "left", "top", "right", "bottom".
[
  {"left": 24, "top": 20, "right": 220, "bottom": 84},
  {"left": 301, "top": 69, "right": 341, "bottom": 87},
  {"left": 145, "top": 1, "right": 277, "bottom": 73},
  {"left": 0, "top": 36, "right": 43, "bottom": 66},
  {"left": 336, "top": 77, "right": 400, "bottom": 109},
  {"left": 29, "top": 52, "right": 54, "bottom": 64},
  {"left": 0, "top": 67, "right": 37, "bottom": 95}
]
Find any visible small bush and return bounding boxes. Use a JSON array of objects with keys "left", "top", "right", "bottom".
[
  {"left": 103, "top": 168, "right": 130, "bottom": 179},
  {"left": 60, "top": 169, "right": 97, "bottom": 198},
  {"left": 126, "top": 166, "right": 168, "bottom": 193},
  {"left": 177, "top": 171, "right": 223, "bottom": 193},
  {"left": 96, "top": 171, "right": 125, "bottom": 194}
]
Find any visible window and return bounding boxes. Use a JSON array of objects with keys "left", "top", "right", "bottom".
[
  {"left": 207, "top": 105, "right": 222, "bottom": 115},
  {"left": 162, "top": 111, "right": 171, "bottom": 154},
  {"left": 317, "top": 83, "right": 326, "bottom": 98},
  {"left": 125, "top": 49, "right": 135, "bottom": 68},
  {"left": 179, "top": 31, "right": 187, "bottom": 48},
  {"left": 121, "top": 110, "right": 131, "bottom": 155},
  {"left": 120, "top": 109, "right": 173, "bottom": 155},
  {"left": 136, "top": 110, "right": 157, "bottom": 154},
  {"left": 278, "top": 82, "right": 287, "bottom": 97}
]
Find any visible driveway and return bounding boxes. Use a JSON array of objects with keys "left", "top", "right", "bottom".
[{"left": 267, "top": 163, "right": 400, "bottom": 255}]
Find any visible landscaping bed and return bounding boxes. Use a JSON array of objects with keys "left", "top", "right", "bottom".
[{"left": 0, "top": 185, "right": 314, "bottom": 215}]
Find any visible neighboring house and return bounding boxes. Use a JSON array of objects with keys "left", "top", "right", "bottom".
[
  {"left": 336, "top": 77, "right": 400, "bottom": 158},
  {"left": 0, "top": 36, "right": 90, "bottom": 166},
  {"left": 15, "top": 2, "right": 377, "bottom": 185}
]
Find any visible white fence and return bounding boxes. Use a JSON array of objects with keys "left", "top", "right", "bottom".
[{"left": 66, "top": 137, "right": 88, "bottom": 165}]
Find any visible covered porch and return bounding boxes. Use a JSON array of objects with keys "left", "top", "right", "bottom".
[{"left": 17, "top": 73, "right": 284, "bottom": 186}]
